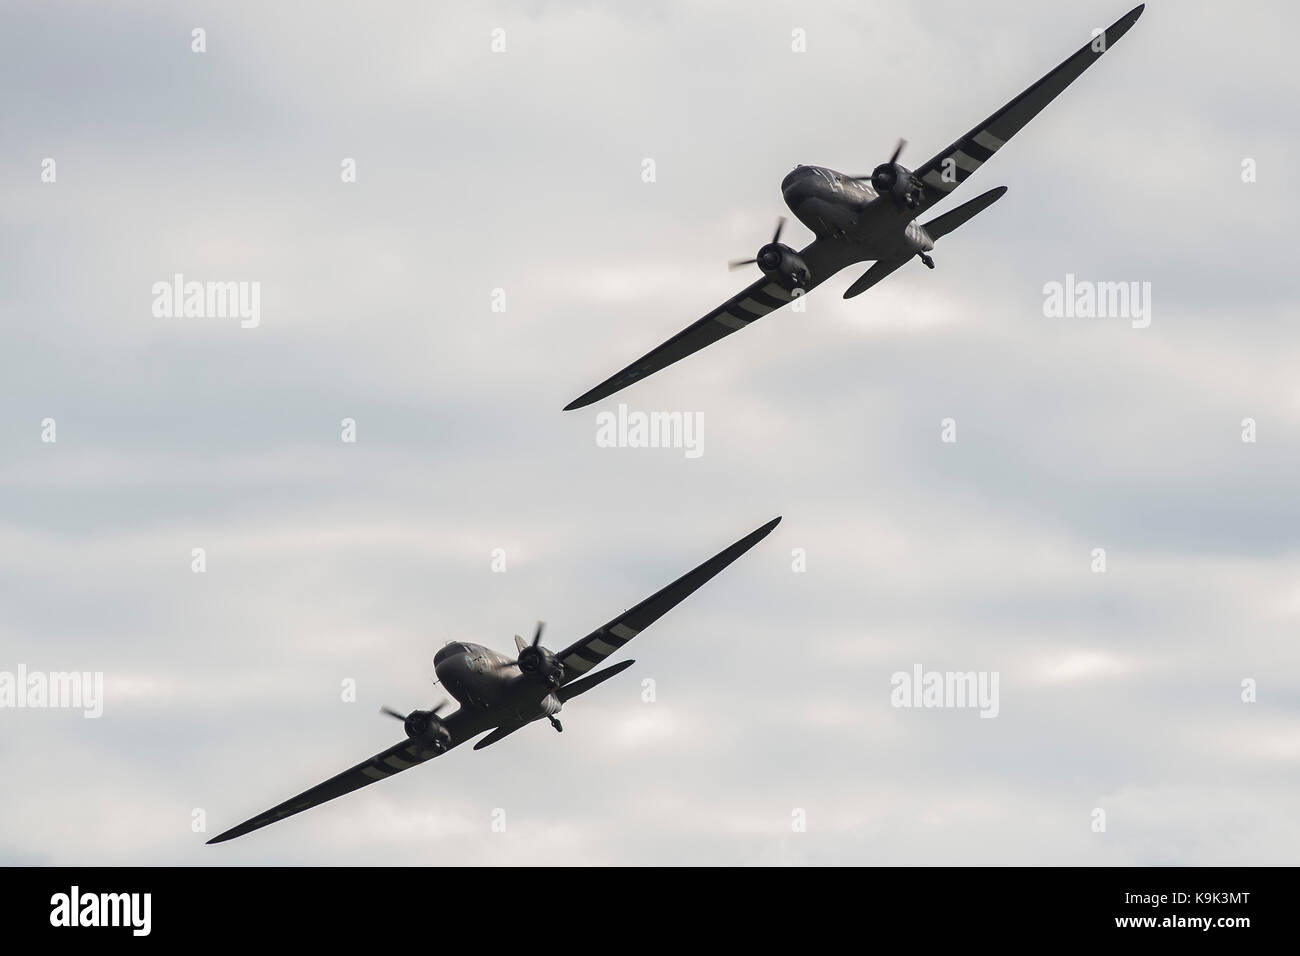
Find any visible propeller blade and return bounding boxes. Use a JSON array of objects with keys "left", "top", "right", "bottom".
[
  {"left": 889, "top": 137, "right": 907, "bottom": 164},
  {"left": 731, "top": 217, "right": 787, "bottom": 271},
  {"left": 532, "top": 621, "right": 545, "bottom": 647},
  {"left": 382, "top": 700, "right": 446, "bottom": 721}
]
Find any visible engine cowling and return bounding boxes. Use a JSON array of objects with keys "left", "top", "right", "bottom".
[
  {"left": 754, "top": 242, "right": 810, "bottom": 289},
  {"left": 517, "top": 644, "right": 565, "bottom": 686},
  {"left": 870, "top": 162, "right": 923, "bottom": 208},
  {"left": 402, "top": 709, "right": 451, "bottom": 751}
]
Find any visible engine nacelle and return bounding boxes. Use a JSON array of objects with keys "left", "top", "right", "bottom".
[
  {"left": 755, "top": 242, "right": 810, "bottom": 289},
  {"left": 402, "top": 710, "right": 451, "bottom": 751},
  {"left": 518, "top": 644, "right": 565, "bottom": 687},
  {"left": 870, "top": 162, "right": 924, "bottom": 209}
]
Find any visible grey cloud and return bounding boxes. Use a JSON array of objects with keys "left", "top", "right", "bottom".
[{"left": 2, "top": 0, "right": 1297, "bottom": 864}]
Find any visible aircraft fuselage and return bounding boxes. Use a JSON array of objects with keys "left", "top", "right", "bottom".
[
  {"left": 433, "top": 641, "right": 562, "bottom": 723},
  {"left": 781, "top": 164, "right": 934, "bottom": 260}
]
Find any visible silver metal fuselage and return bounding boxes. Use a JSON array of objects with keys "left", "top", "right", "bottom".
[
  {"left": 781, "top": 165, "right": 934, "bottom": 257},
  {"left": 433, "top": 642, "right": 561, "bottom": 723}
]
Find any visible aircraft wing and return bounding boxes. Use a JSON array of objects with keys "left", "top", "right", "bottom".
[
  {"left": 555, "top": 516, "right": 781, "bottom": 680},
  {"left": 564, "top": 241, "right": 858, "bottom": 410},
  {"left": 206, "top": 707, "right": 486, "bottom": 844},
  {"left": 912, "top": 4, "right": 1144, "bottom": 213}
]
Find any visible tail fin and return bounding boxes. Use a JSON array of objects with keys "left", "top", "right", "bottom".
[{"left": 923, "top": 186, "right": 1008, "bottom": 241}]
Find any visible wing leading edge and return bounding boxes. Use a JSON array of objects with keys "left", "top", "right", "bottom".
[
  {"left": 206, "top": 707, "right": 487, "bottom": 844},
  {"left": 555, "top": 516, "right": 782, "bottom": 678},
  {"left": 911, "top": 4, "right": 1144, "bottom": 211},
  {"left": 563, "top": 243, "right": 858, "bottom": 411}
]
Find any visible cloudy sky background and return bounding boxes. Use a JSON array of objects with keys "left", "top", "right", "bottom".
[{"left": 2, "top": 0, "right": 1298, "bottom": 865}]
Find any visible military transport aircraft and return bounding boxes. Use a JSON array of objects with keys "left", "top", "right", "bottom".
[
  {"left": 564, "top": 5, "right": 1145, "bottom": 411},
  {"left": 207, "top": 517, "right": 780, "bottom": 843}
]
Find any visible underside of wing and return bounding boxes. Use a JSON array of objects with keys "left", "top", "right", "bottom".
[
  {"left": 912, "top": 4, "right": 1144, "bottom": 212},
  {"left": 555, "top": 517, "right": 781, "bottom": 680},
  {"left": 207, "top": 708, "right": 482, "bottom": 843},
  {"left": 564, "top": 241, "right": 859, "bottom": 410}
]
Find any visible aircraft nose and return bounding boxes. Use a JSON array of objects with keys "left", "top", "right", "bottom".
[
  {"left": 781, "top": 165, "right": 819, "bottom": 208},
  {"left": 781, "top": 165, "right": 809, "bottom": 192}
]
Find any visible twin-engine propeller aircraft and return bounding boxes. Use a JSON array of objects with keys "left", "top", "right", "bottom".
[
  {"left": 564, "top": 5, "right": 1145, "bottom": 411},
  {"left": 207, "top": 517, "right": 781, "bottom": 843}
]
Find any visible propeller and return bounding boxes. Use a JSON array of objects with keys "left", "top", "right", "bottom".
[
  {"left": 851, "top": 138, "right": 908, "bottom": 185},
  {"left": 728, "top": 217, "right": 787, "bottom": 271},
  {"left": 380, "top": 699, "right": 447, "bottom": 738},
  {"left": 485, "top": 621, "right": 564, "bottom": 684},
  {"left": 517, "top": 620, "right": 547, "bottom": 674},
  {"left": 505, "top": 620, "right": 564, "bottom": 684},
  {"left": 495, "top": 621, "right": 547, "bottom": 670}
]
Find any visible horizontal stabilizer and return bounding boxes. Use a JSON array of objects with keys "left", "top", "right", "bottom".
[
  {"left": 843, "top": 258, "right": 908, "bottom": 299},
  {"left": 473, "top": 723, "right": 525, "bottom": 751},
  {"left": 922, "top": 186, "right": 1008, "bottom": 241},
  {"left": 558, "top": 659, "right": 636, "bottom": 702}
]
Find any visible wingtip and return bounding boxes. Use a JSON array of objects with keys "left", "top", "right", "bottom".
[
  {"left": 1120, "top": 4, "right": 1145, "bottom": 27},
  {"left": 1106, "top": 5, "right": 1144, "bottom": 46},
  {"left": 564, "top": 385, "right": 610, "bottom": 411},
  {"left": 759, "top": 515, "right": 783, "bottom": 535},
  {"left": 206, "top": 826, "right": 243, "bottom": 844}
]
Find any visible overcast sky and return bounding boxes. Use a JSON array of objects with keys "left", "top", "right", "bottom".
[{"left": 3, "top": 0, "right": 1298, "bottom": 865}]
